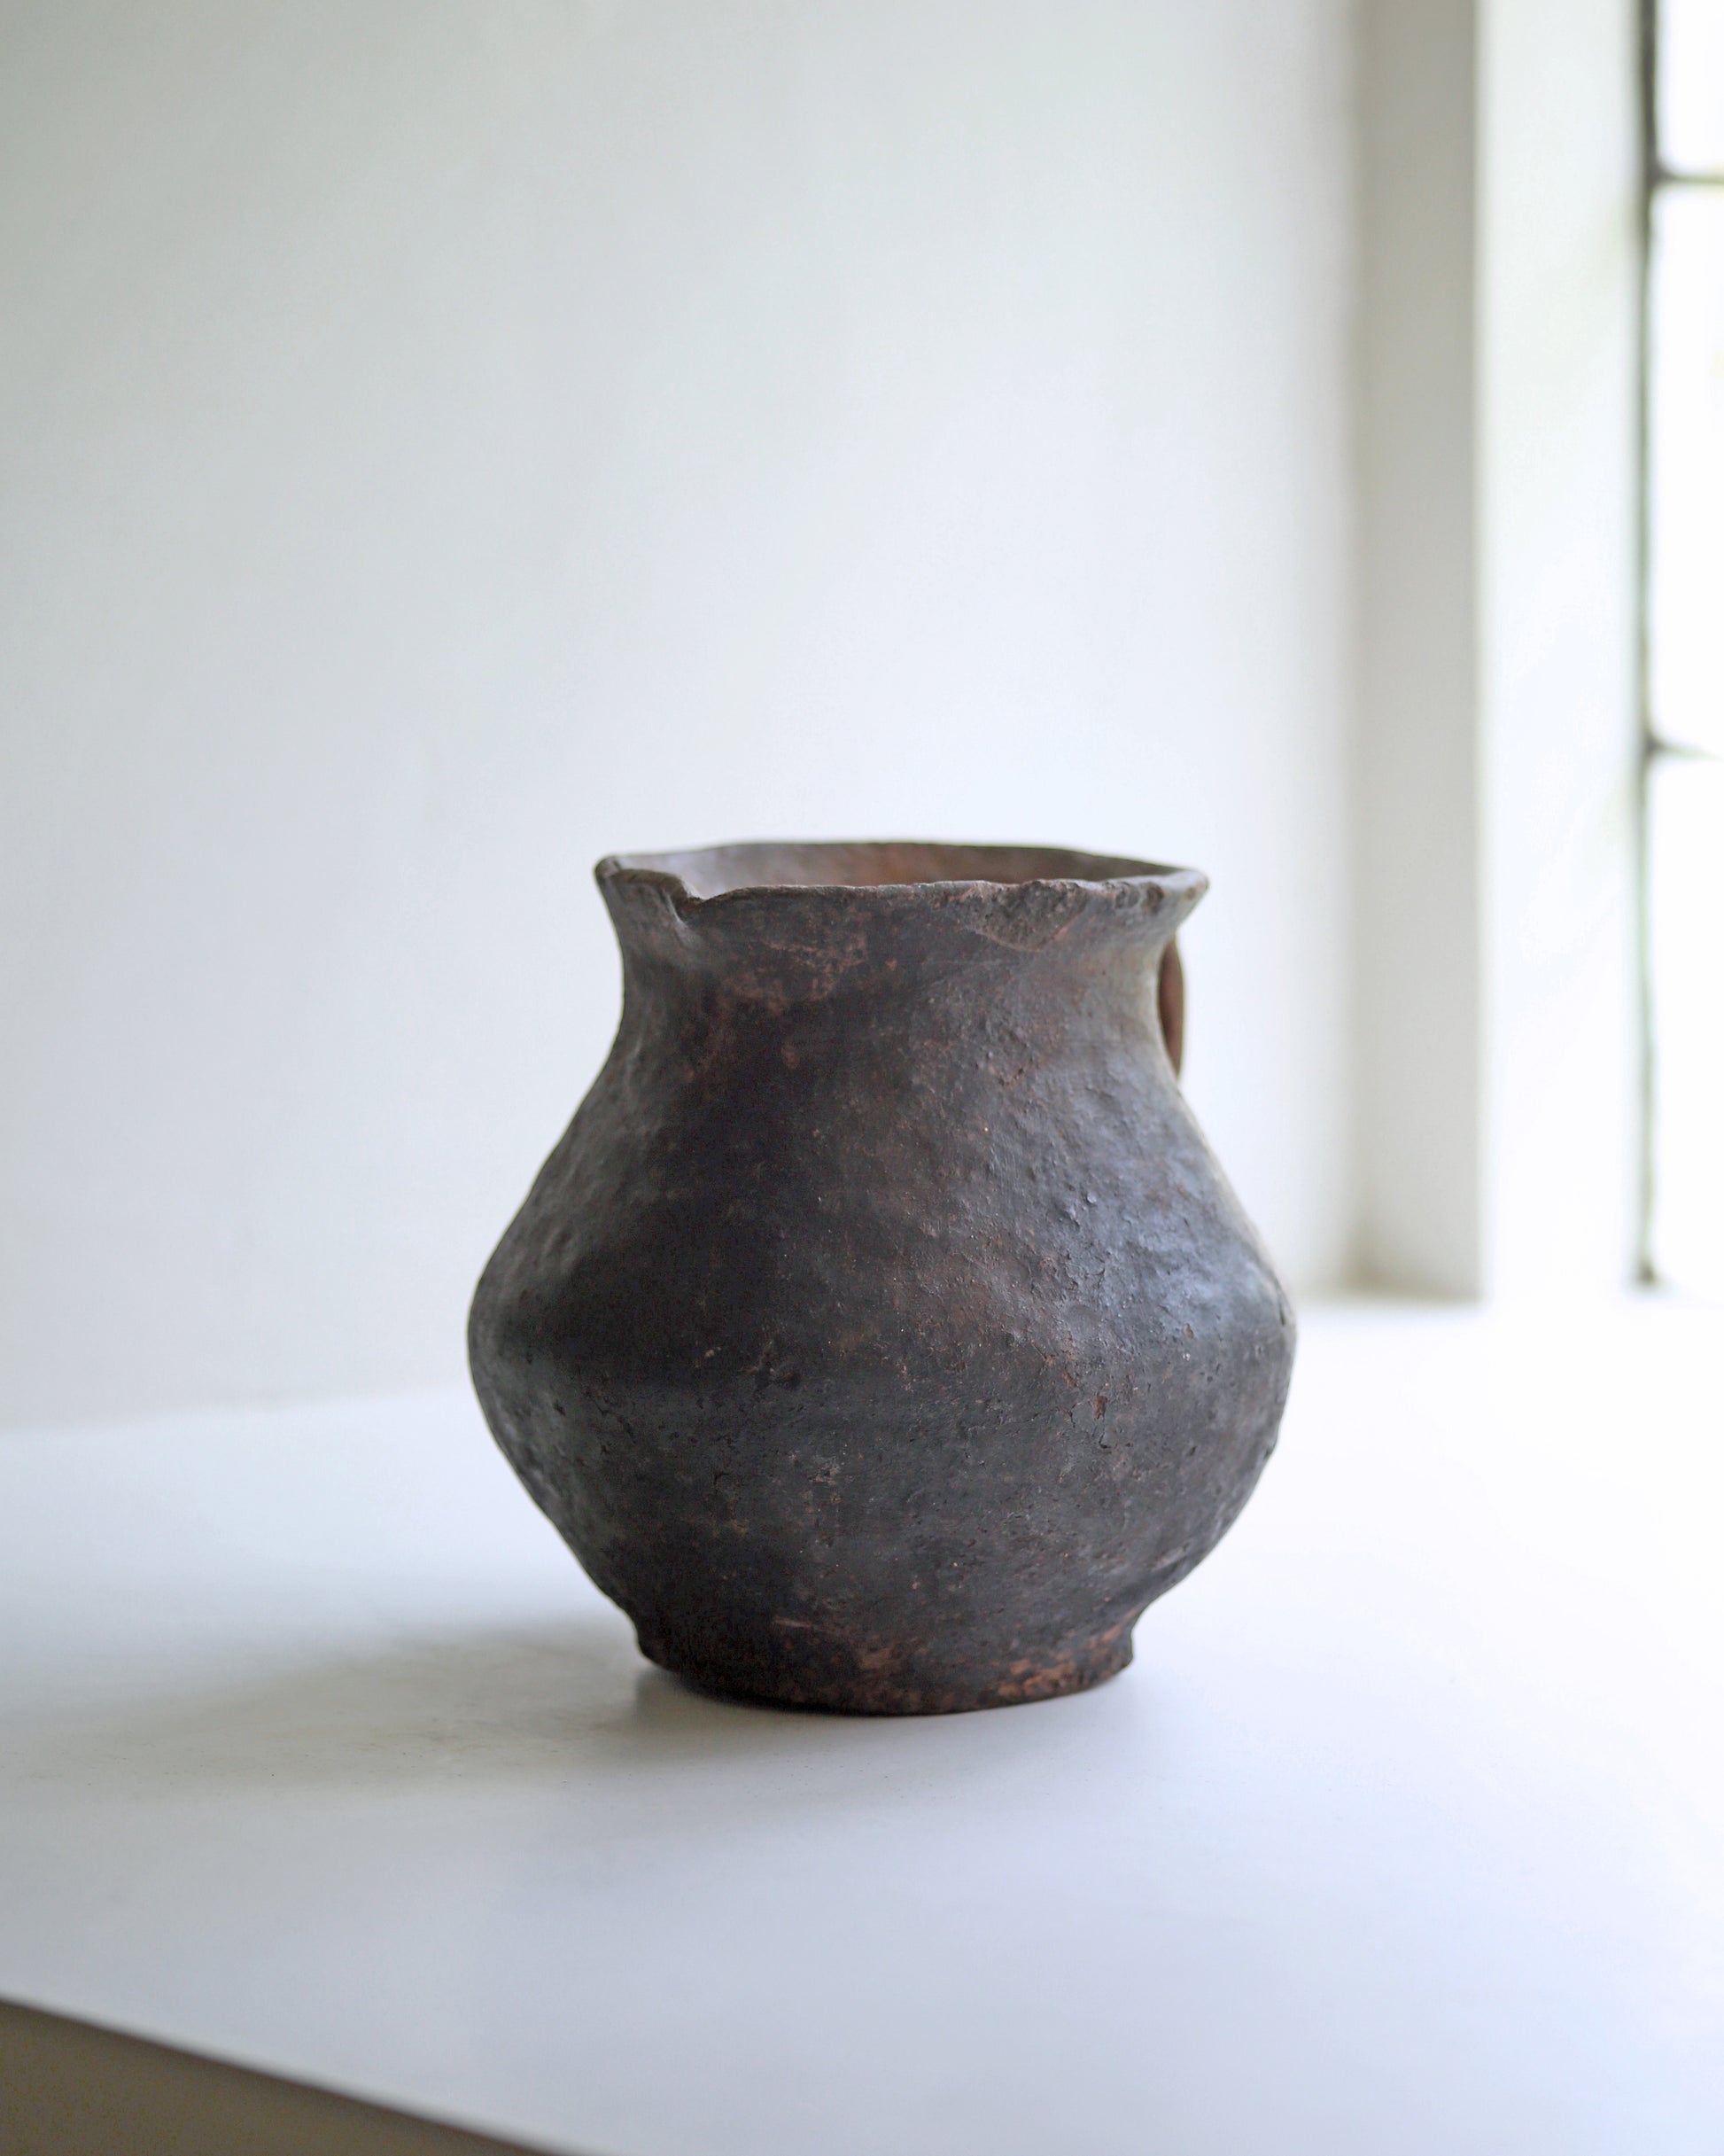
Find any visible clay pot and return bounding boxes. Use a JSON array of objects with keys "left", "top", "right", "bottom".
[{"left": 470, "top": 844, "right": 1293, "bottom": 1715}]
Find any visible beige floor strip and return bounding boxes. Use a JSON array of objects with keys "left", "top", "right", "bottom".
[{"left": 0, "top": 1997, "right": 563, "bottom": 2156}]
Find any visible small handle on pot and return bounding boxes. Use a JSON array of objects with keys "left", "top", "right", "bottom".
[{"left": 1157, "top": 940, "right": 1184, "bottom": 1077}]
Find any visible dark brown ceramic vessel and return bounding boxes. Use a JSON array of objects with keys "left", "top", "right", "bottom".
[{"left": 470, "top": 843, "right": 1293, "bottom": 1714}]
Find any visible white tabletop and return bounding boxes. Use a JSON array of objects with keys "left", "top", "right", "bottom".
[{"left": 2, "top": 1303, "right": 1720, "bottom": 2156}]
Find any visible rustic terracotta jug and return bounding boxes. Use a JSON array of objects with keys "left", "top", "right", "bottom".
[{"left": 470, "top": 843, "right": 1293, "bottom": 1714}]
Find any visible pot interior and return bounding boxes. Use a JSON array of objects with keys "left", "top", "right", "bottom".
[{"left": 607, "top": 842, "right": 1168, "bottom": 898}]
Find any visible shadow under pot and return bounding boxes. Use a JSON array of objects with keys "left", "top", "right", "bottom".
[{"left": 469, "top": 841, "right": 1294, "bottom": 1715}]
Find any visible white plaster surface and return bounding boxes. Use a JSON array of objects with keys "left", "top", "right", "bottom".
[
  {"left": 1352, "top": 0, "right": 1641, "bottom": 1297},
  {"left": 0, "top": 0, "right": 1355, "bottom": 1427},
  {"left": 2, "top": 1305, "right": 1719, "bottom": 2155}
]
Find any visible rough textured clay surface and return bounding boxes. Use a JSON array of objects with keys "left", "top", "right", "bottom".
[{"left": 470, "top": 843, "right": 1295, "bottom": 1714}]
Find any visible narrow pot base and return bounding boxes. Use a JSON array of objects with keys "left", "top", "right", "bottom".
[{"left": 636, "top": 1626, "right": 1137, "bottom": 1717}]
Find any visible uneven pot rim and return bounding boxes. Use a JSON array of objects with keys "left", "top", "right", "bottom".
[{"left": 596, "top": 840, "right": 1208, "bottom": 911}]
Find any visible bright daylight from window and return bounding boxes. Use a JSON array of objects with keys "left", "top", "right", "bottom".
[{"left": 1648, "top": 0, "right": 1724, "bottom": 1293}]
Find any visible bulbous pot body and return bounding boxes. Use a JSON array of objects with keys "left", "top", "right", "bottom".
[{"left": 470, "top": 843, "right": 1294, "bottom": 1715}]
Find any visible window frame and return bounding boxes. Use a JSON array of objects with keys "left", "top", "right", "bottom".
[{"left": 1635, "top": 0, "right": 1724, "bottom": 1281}]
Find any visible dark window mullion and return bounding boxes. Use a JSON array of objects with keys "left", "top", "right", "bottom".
[{"left": 1639, "top": 0, "right": 1724, "bottom": 1287}]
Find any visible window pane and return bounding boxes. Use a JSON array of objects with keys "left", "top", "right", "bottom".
[
  {"left": 1649, "top": 754, "right": 1724, "bottom": 1293},
  {"left": 1659, "top": 0, "right": 1724, "bottom": 175},
  {"left": 1648, "top": 186, "right": 1724, "bottom": 759}
]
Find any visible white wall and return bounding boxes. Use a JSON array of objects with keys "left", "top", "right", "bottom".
[
  {"left": 1354, "top": 0, "right": 1483, "bottom": 1296},
  {"left": 1479, "top": 0, "right": 1639, "bottom": 1299},
  {"left": 1352, "top": 0, "right": 1640, "bottom": 1297},
  {"left": 0, "top": 0, "right": 1355, "bottom": 1428}
]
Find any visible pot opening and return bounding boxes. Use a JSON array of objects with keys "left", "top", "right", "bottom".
[{"left": 603, "top": 842, "right": 1175, "bottom": 899}]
